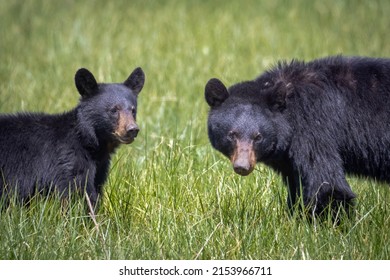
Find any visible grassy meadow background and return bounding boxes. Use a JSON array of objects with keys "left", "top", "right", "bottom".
[{"left": 0, "top": 0, "right": 389, "bottom": 259}]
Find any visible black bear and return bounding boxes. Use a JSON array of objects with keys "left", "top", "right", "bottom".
[
  {"left": 0, "top": 67, "right": 145, "bottom": 210},
  {"left": 205, "top": 56, "right": 390, "bottom": 217}
]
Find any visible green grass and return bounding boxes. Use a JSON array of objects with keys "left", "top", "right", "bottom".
[{"left": 0, "top": 0, "right": 389, "bottom": 260}]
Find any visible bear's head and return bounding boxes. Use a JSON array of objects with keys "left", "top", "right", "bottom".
[
  {"left": 205, "top": 77, "right": 292, "bottom": 176},
  {"left": 75, "top": 67, "right": 145, "bottom": 149}
]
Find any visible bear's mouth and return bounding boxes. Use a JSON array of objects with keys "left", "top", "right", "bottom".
[
  {"left": 118, "top": 136, "right": 135, "bottom": 144},
  {"left": 113, "top": 133, "right": 136, "bottom": 144},
  {"left": 116, "top": 135, "right": 136, "bottom": 144},
  {"left": 113, "top": 123, "right": 139, "bottom": 145}
]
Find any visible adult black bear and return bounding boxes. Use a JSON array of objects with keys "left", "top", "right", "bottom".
[
  {"left": 205, "top": 56, "right": 390, "bottom": 217},
  {"left": 0, "top": 67, "right": 145, "bottom": 210}
]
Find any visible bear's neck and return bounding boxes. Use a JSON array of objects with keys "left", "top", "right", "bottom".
[{"left": 88, "top": 137, "right": 120, "bottom": 163}]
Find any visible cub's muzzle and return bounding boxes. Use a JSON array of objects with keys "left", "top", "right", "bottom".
[
  {"left": 114, "top": 111, "right": 139, "bottom": 144},
  {"left": 125, "top": 124, "right": 139, "bottom": 140}
]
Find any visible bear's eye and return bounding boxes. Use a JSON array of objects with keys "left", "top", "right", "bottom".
[
  {"left": 253, "top": 132, "right": 262, "bottom": 142},
  {"left": 109, "top": 105, "right": 121, "bottom": 114},
  {"left": 227, "top": 130, "right": 237, "bottom": 142}
]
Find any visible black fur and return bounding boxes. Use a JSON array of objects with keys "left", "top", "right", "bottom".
[
  {"left": 205, "top": 56, "right": 390, "bottom": 217},
  {"left": 0, "top": 67, "right": 145, "bottom": 210}
]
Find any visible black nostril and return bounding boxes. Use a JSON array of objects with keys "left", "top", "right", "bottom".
[
  {"left": 234, "top": 165, "right": 249, "bottom": 175},
  {"left": 126, "top": 125, "right": 139, "bottom": 138},
  {"left": 233, "top": 161, "right": 252, "bottom": 176}
]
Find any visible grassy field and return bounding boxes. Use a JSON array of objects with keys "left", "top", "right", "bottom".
[{"left": 0, "top": 0, "right": 389, "bottom": 260}]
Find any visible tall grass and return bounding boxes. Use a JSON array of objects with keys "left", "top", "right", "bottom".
[{"left": 0, "top": 0, "right": 389, "bottom": 259}]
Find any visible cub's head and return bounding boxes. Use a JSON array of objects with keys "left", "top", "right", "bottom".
[
  {"left": 75, "top": 67, "right": 145, "bottom": 147},
  {"left": 205, "top": 77, "right": 290, "bottom": 176}
]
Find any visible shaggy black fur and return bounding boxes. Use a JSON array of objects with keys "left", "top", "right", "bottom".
[
  {"left": 0, "top": 67, "right": 145, "bottom": 210},
  {"left": 205, "top": 56, "right": 390, "bottom": 217}
]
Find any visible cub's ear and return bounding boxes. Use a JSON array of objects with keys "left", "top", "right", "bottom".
[
  {"left": 205, "top": 78, "right": 229, "bottom": 107},
  {"left": 124, "top": 67, "right": 145, "bottom": 95},
  {"left": 75, "top": 68, "right": 98, "bottom": 98}
]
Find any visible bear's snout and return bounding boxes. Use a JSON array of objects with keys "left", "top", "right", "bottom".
[
  {"left": 231, "top": 141, "right": 256, "bottom": 176},
  {"left": 125, "top": 124, "right": 139, "bottom": 139},
  {"left": 233, "top": 160, "right": 253, "bottom": 176},
  {"left": 114, "top": 110, "right": 139, "bottom": 144}
]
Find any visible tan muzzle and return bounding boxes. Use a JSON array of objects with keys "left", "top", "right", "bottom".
[{"left": 230, "top": 140, "right": 256, "bottom": 176}]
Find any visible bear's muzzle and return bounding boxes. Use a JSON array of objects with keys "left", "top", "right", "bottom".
[{"left": 230, "top": 140, "right": 256, "bottom": 176}]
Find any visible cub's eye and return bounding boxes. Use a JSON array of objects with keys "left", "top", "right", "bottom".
[
  {"left": 227, "top": 130, "right": 237, "bottom": 141},
  {"left": 109, "top": 105, "right": 121, "bottom": 114},
  {"left": 253, "top": 132, "right": 262, "bottom": 142}
]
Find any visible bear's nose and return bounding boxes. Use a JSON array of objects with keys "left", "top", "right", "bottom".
[
  {"left": 126, "top": 124, "right": 139, "bottom": 139},
  {"left": 233, "top": 160, "right": 253, "bottom": 176}
]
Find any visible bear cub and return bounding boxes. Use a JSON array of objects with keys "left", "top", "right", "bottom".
[
  {"left": 205, "top": 56, "right": 390, "bottom": 217},
  {"left": 0, "top": 67, "right": 145, "bottom": 210}
]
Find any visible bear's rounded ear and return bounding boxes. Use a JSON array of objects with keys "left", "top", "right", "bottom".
[
  {"left": 124, "top": 67, "right": 145, "bottom": 95},
  {"left": 266, "top": 81, "right": 294, "bottom": 111},
  {"left": 205, "top": 78, "right": 229, "bottom": 107},
  {"left": 75, "top": 68, "right": 98, "bottom": 98}
]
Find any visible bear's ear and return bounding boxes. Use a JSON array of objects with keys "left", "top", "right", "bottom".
[
  {"left": 124, "top": 67, "right": 145, "bottom": 95},
  {"left": 205, "top": 78, "right": 229, "bottom": 107},
  {"left": 75, "top": 68, "right": 98, "bottom": 98},
  {"left": 266, "top": 81, "right": 294, "bottom": 111}
]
